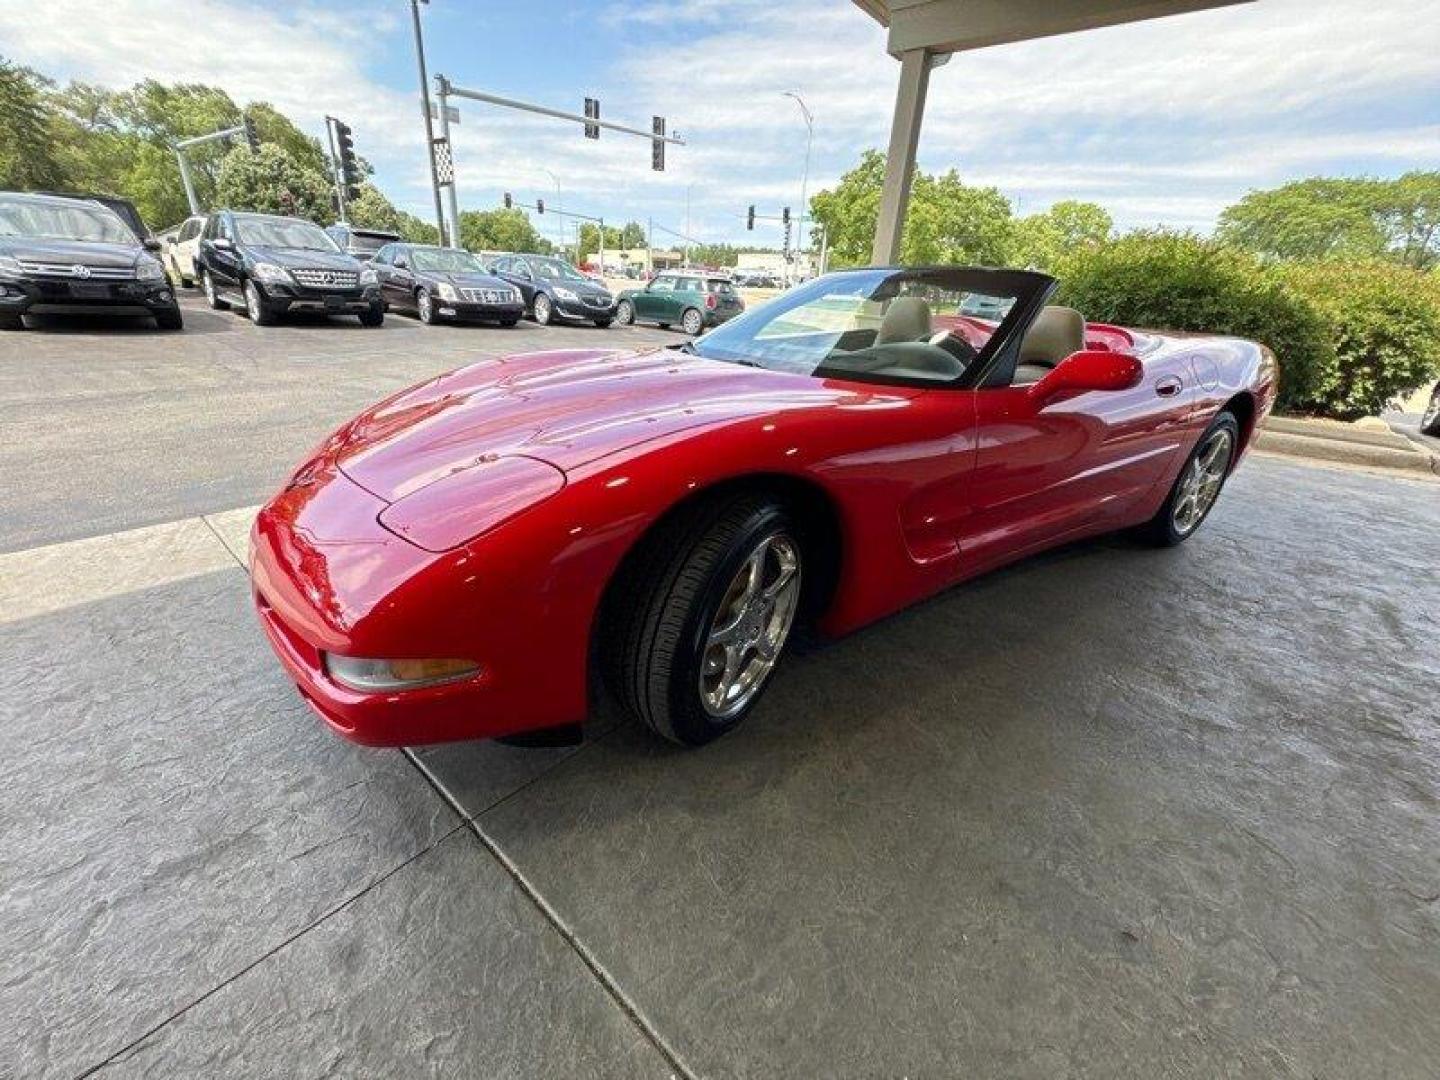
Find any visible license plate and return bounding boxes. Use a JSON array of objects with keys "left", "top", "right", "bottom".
[{"left": 71, "top": 284, "right": 109, "bottom": 299}]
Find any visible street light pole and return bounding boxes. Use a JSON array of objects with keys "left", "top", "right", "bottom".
[
  {"left": 541, "top": 168, "right": 563, "bottom": 254},
  {"left": 409, "top": 0, "right": 447, "bottom": 245},
  {"left": 783, "top": 91, "right": 814, "bottom": 282}
]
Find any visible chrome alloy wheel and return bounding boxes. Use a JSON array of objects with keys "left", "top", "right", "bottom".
[
  {"left": 245, "top": 280, "right": 263, "bottom": 321},
  {"left": 1172, "top": 427, "right": 1234, "bottom": 536},
  {"left": 699, "top": 532, "right": 802, "bottom": 718},
  {"left": 203, "top": 271, "right": 216, "bottom": 305}
]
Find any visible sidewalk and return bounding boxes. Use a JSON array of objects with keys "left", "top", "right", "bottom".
[{"left": 1256, "top": 414, "right": 1440, "bottom": 479}]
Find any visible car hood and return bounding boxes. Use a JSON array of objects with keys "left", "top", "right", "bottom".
[
  {"left": 249, "top": 245, "right": 362, "bottom": 271},
  {"left": 546, "top": 279, "right": 610, "bottom": 299},
  {"left": 329, "top": 347, "right": 905, "bottom": 502},
  {"left": 428, "top": 271, "right": 513, "bottom": 289},
  {"left": 0, "top": 237, "right": 141, "bottom": 268}
]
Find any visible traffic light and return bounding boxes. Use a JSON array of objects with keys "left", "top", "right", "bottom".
[
  {"left": 746, "top": 205, "right": 755, "bottom": 231},
  {"left": 503, "top": 192, "right": 512, "bottom": 209},
  {"left": 782, "top": 206, "right": 790, "bottom": 226},
  {"left": 243, "top": 114, "right": 259, "bottom": 154},
  {"left": 583, "top": 97, "right": 600, "bottom": 140},
  {"left": 334, "top": 119, "right": 359, "bottom": 202},
  {"left": 651, "top": 116, "right": 665, "bottom": 172},
  {"left": 536, "top": 198, "right": 545, "bottom": 215}
]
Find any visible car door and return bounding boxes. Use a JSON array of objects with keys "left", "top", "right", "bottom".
[
  {"left": 636, "top": 275, "right": 672, "bottom": 321},
  {"left": 957, "top": 347, "right": 1196, "bottom": 569},
  {"left": 386, "top": 247, "right": 419, "bottom": 310},
  {"left": 505, "top": 259, "right": 537, "bottom": 307},
  {"left": 370, "top": 245, "right": 400, "bottom": 306}
]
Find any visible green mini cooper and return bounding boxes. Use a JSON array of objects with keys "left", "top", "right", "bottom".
[{"left": 615, "top": 271, "right": 745, "bottom": 335}]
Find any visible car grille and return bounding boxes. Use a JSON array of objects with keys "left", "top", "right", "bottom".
[
  {"left": 19, "top": 261, "right": 135, "bottom": 280},
  {"left": 290, "top": 268, "right": 359, "bottom": 289},
  {"left": 460, "top": 287, "right": 514, "bottom": 304},
  {"left": 584, "top": 294, "right": 612, "bottom": 307}
]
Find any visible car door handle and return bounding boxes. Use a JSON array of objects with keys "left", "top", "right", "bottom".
[{"left": 1155, "top": 376, "right": 1184, "bottom": 398}]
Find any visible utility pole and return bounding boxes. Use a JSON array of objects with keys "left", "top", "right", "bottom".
[
  {"left": 324, "top": 117, "right": 347, "bottom": 223},
  {"left": 783, "top": 91, "right": 814, "bottom": 285},
  {"left": 435, "top": 76, "right": 461, "bottom": 247},
  {"left": 409, "top": 0, "right": 447, "bottom": 245},
  {"left": 171, "top": 120, "right": 253, "bottom": 215}
]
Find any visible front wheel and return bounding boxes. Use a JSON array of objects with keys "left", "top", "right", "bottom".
[
  {"left": 604, "top": 495, "right": 803, "bottom": 746},
  {"left": 416, "top": 288, "right": 438, "bottom": 324},
  {"left": 1421, "top": 385, "right": 1440, "bottom": 436},
  {"left": 681, "top": 307, "right": 705, "bottom": 336},
  {"left": 0, "top": 311, "right": 25, "bottom": 331},
  {"left": 615, "top": 299, "right": 635, "bottom": 326},
  {"left": 154, "top": 309, "right": 184, "bottom": 331},
  {"left": 1139, "top": 412, "right": 1239, "bottom": 546},
  {"left": 533, "top": 293, "right": 554, "bottom": 325},
  {"left": 202, "top": 269, "right": 228, "bottom": 310},
  {"left": 358, "top": 304, "right": 384, "bottom": 328},
  {"left": 244, "top": 280, "right": 277, "bottom": 326}
]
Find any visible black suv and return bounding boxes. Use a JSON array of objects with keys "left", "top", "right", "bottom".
[
  {"left": 0, "top": 191, "right": 181, "bottom": 331},
  {"left": 196, "top": 210, "right": 383, "bottom": 327},
  {"left": 490, "top": 253, "right": 616, "bottom": 327},
  {"left": 325, "top": 223, "right": 401, "bottom": 261},
  {"left": 371, "top": 243, "right": 524, "bottom": 326}
]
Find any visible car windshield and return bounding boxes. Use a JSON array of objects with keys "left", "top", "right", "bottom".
[
  {"left": 690, "top": 268, "right": 1039, "bottom": 385},
  {"left": 412, "top": 248, "right": 485, "bottom": 273},
  {"left": 530, "top": 258, "right": 587, "bottom": 282},
  {"left": 706, "top": 279, "right": 736, "bottom": 295},
  {"left": 0, "top": 197, "right": 135, "bottom": 244},
  {"left": 234, "top": 216, "right": 338, "bottom": 251}
]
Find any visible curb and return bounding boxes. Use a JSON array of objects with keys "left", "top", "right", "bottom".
[{"left": 1255, "top": 427, "right": 1439, "bottom": 477}]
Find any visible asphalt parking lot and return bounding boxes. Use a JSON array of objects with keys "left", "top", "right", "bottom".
[{"left": 3, "top": 296, "right": 1439, "bottom": 1078}]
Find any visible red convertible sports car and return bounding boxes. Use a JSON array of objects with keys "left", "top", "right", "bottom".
[{"left": 251, "top": 265, "right": 1276, "bottom": 748}]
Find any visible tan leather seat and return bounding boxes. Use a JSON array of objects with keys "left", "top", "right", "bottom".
[
  {"left": 875, "top": 297, "right": 932, "bottom": 344},
  {"left": 1014, "top": 305, "right": 1085, "bottom": 385}
]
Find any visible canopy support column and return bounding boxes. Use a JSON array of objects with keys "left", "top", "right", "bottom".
[{"left": 871, "top": 47, "right": 932, "bottom": 265}]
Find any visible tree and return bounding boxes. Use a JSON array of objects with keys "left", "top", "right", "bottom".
[
  {"left": 1010, "top": 200, "right": 1112, "bottom": 269},
  {"left": 576, "top": 222, "right": 623, "bottom": 265},
  {"left": 1378, "top": 171, "right": 1440, "bottom": 271},
  {"left": 459, "top": 208, "right": 549, "bottom": 254},
  {"left": 1216, "top": 177, "right": 1386, "bottom": 263},
  {"left": 808, "top": 149, "right": 1015, "bottom": 267},
  {"left": 215, "top": 144, "right": 334, "bottom": 224},
  {"left": 619, "top": 220, "right": 647, "bottom": 249},
  {"left": 0, "top": 58, "right": 65, "bottom": 189},
  {"left": 348, "top": 183, "right": 439, "bottom": 244}
]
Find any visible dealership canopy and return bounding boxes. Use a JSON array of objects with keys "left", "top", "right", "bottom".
[{"left": 852, "top": 0, "right": 1253, "bottom": 263}]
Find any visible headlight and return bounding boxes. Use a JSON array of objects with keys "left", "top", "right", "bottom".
[
  {"left": 508, "top": 287, "right": 521, "bottom": 302},
  {"left": 553, "top": 287, "right": 578, "bottom": 301},
  {"left": 251, "top": 262, "right": 292, "bottom": 285},
  {"left": 359, "top": 267, "right": 378, "bottom": 286},
  {"left": 135, "top": 257, "right": 166, "bottom": 282},
  {"left": 436, "top": 281, "right": 458, "bottom": 302},
  {"left": 0, "top": 255, "right": 24, "bottom": 278},
  {"left": 324, "top": 654, "right": 480, "bottom": 692}
]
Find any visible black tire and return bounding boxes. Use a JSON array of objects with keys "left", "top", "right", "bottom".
[
  {"left": 359, "top": 304, "right": 384, "bottom": 328},
  {"left": 201, "top": 269, "right": 228, "bottom": 310},
  {"left": 244, "top": 280, "right": 278, "bottom": 326},
  {"left": 154, "top": 309, "right": 184, "bottom": 331},
  {"left": 681, "top": 307, "right": 704, "bottom": 336},
  {"left": 603, "top": 494, "right": 803, "bottom": 746},
  {"left": 1138, "top": 411, "right": 1240, "bottom": 547},
  {"left": 0, "top": 311, "right": 25, "bottom": 331},
  {"left": 534, "top": 293, "right": 554, "bottom": 326},
  {"left": 416, "top": 287, "right": 438, "bottom": 325},
  {"left": 499, "top": 315, "right": 520, "bottom": 328},
  {"left": 615, "top": 299, "right": 635, "bottom": 326},
  {"left": 594, "top": 318, "right": 613, "bottom": 329},
  {"left": 1421, "top": 385, "right": 1440, "bottom": 437}
]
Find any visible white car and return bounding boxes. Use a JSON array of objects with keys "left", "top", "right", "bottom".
[{"left": 164, "top": 215, "right": 206, "bottom": 288}]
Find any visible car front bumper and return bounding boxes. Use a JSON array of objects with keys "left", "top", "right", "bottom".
[
  {"left": 437, "top": 300, "right": 526, "bottom": 322},
  {"left": 0, "top": 276, "right": 178, "bottom": 317},
  {"left": 249, "top": 461, "right": 588, "bottom": 746},
  {"left": 554, "top": 295, "right": 617, "bottom": 320},
  {"left": 257, "top": 281, "right": 382, "bottom": 313}
]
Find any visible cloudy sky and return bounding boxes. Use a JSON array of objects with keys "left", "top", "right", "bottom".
[{"left": 2, "top": 0, "right": 1436, "bottom": 244}]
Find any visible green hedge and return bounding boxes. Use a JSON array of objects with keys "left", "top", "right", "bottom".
[
  {"left": 1053, "top": 232, "right": 1333, "bottom": 413},
  {"left": 1280, "top": 260, "right": 1440, "bottom": 419}
]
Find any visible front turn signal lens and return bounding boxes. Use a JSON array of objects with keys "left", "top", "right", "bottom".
[{"left": 324, "top": 654, "right": 479, "bottom": 692}]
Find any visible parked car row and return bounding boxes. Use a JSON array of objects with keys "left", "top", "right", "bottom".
[{"left": 0, "top": 191, "right": 747, "bottom": 337}]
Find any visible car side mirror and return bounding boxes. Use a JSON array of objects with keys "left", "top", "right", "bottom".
[
  {"left": 394, "top": 257, "right": 409, "bottom": 270},
  {"left": 1027, "top": 349, "right": 1143, "bottom": 407},
  {"left": 142, "top": 237, "right": 162, "bottom": 252},
  {"left": 213, "top": 237, "right": 233, "bottom": 251}
]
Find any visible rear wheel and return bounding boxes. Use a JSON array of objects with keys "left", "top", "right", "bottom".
[
  {"left": 1421, "top": 385, "right": 1440, "bottom": 436},
  {"left": 615, "top": 299, "right": 635, "bottom": 326},
  {"left": 1139, "top": 412, "right": 1239, "bottom": 546},
  {"left": 534, "top": 293, "right": 554, "bottom": 325},
  {"left": 681, "top": 307, "right": 704, "bottom": 336},
  {"left": 202, "top": 269, "right": 228, "bottom": 310},
  {"left": 604, "top": 494, "right": 803, "bottom": 746}
]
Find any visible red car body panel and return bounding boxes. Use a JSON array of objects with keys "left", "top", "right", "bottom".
[{"left": 251, "top": 325, "right": 1276, "bottom": 747}]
